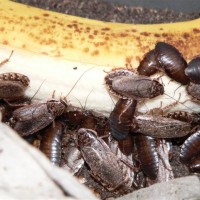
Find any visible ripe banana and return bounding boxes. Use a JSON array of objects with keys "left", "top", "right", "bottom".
[{"left": 0, "top": 0, "right": 200, "bottom": 115}]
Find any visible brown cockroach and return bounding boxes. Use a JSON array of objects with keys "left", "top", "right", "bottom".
[
  {"left": 134, "top": 114, "right": 192, "bottom": 138},
  {"left": 76, "top": 128, "right": 133, "bottom": 192},
  {"left": 180, "top": 129, "right": 200, "bottom": 164},
  {"left": 11, "top": 99, "right": 66, "bottom": 136},
  {"left": 40, "top": 120, "right": 64, "bottom": 166},
  {"left": 111, "top": 75, "right": 164, "bottom": 99},
  {"left": 109, "top": 98, "right": 137, "bottom": 140},
  {"left": 135, "top": 134, "right": 159, "bottom": 180},
  {"left": 104, "top": 69, "right": 136, "bottom": 98},
  {"left": 0, "top": 72, "right": 30, "bottom": 100},
  {"left": 185, "top": 56, "right": 200, "bottom": 84},
  {"left": 137, "top": 50, "right": 159, "bottom": 76},
  {"left": 154, "top": 42, "right": 189, "bottom": 85}
]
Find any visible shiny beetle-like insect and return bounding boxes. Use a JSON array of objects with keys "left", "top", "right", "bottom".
[
  {"left": 137, "top": 50, "right": 159, "bottom": 76},
  {"left": 135, "top": 135, "right": 159, "bottom": 180},
  {"left": 180, "top": 129, "right": 200, "bottom": 165},
  {"left": 185, "top": 56, "right": 200, "bottom": 84},
  {"left": 138, "top": 42, "right": 189, "bottom": 85},
  {"left": 109, "top": 98, "right": 137, "bottom": 140},
  {"left": 155, "top": 42, "right": 189, "bottom": 84}
]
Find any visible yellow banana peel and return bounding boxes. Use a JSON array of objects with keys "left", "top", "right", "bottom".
[{"left": 0, "top": 0, "right": 200, "bottom": 115}]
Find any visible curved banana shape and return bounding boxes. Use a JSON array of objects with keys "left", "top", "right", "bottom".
[{"left": 0, "top": 0, "right": 199, "bottom": 115}]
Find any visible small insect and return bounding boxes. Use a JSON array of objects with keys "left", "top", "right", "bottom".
[
  {"left": 137, "top": 50, "right": 159, "bottom": 76},
  {"left": 185, "top": 56, "right": 200, "bottom": 84},
  {"left": 180, "top": 129, "right": 200, "bottom": 165},
  {"left": 11, "top": 99, "right": 66, "bottom": 136},
  {"left": 40, "top": 120, "right": 64, "bottom": 166},
  {"left": 135, "top": 135, "right": 159, "bottom": 180},
  {"left": 109, "top": 98, "right": 137, "bottom": 140},
  {"left": 0, "top": 72, "right": 30, "bottom": 100},
  {"left": 134, "top": 114, "right": 192, "bottom": 138},
  {"left": 76, "top": 128, "right": 133, "bottom": 192},
  {"left": 111, "top": 75, "right": 164, "bottom": 99},
  {"left": 154, "top": 42, "right": 189, "bottom": 85}
]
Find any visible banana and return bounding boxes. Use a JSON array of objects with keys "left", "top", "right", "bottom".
[{"left": 0, "top": 0, "right": 200, "bottom": 115}]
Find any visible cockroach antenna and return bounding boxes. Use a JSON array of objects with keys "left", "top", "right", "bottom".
[
  {"left": 29, "top": 79, "right": 46, "bottom": 102},
  {"left": 83, "top": 88, "right": 94, "bottom": 110},
  {"left": 64, "top": 66, "right": 96, "bottom": 99},
  {"left": 163, "top": 92, "right": 196, "bottom": 113}
]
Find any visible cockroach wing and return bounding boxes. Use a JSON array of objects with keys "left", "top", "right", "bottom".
[
  {"left": 13, "top": 112, "right": 55, "bottom": 136},
  {"left": 12, "top": 103, "right": 48, "bottom": 122}
]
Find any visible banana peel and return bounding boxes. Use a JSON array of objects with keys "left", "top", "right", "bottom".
[{"left": 0, "top": 0, "right": 200, "bottom": 115}]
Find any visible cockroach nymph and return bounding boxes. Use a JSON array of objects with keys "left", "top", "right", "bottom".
[
  {"left": 137, "top": 50, "right": 159, "bottom": 76},
  {"left": 180, "top": 129, "right": 200, "bottom": 165},
  {"left": 155, "top": 42, "right": 189, "bottom": 85},
  {"left": 185, "top": 56, "right": 200, "bottom": 84},
  {"left": 135, "top": 135, "right": 159, "bottom": 180},
  {"left": 109, "top": 98, "right": 137, "bottom": 140},
  {"left": 40, "top": 120, "right": 64, "bottom": 166}
]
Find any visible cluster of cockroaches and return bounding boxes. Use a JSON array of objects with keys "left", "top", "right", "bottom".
[{"left": 0, "top": 41, "right": 200, "bottom": 199}]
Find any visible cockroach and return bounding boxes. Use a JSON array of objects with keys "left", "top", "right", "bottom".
[
  {"left": 180, "top": 129, "right": 200, "bottom": 164},
  {"left": 186, "top": 82, "right": 200, "bottom": 100},
  {"left": 40, "top": 120, "right": 64, "bottom": 166},
  {"left": 145, "top": 139, "right": 174, "bottom": 185},
  {"left": 109, "top": 98, "right": 137, "bottom": 140},
  {"left": 154, "top": 42, "right": 189, "bottom": 85},
  {"left": 11, "top": 99, "right": 66, "bottom": 136},
  {"left": 135, "top": 134, "right": 159, "bottom": 180},
  {"left": 134, "top": 114, "right": 192, "bottom": 138},
  {"left": 185, "top": 56, "right": 200, "bottom": 84},
  {"left": 0, "top": 72, "right": 30, "bottom": 100},
  {"left": 111, "top": 75, "right": 164, "bottom": 99},
  {"left": 105, "top": 69, "right": 136, "bottom": 98},
  {"left": 165, "top": 111, "right": 200, "bottom": 126},
  {"left": 76, "top": 128, "right": 133, "bottom": 192},
  {"left": 137, "top": 50, "right": 159, "bottom": 76}
]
